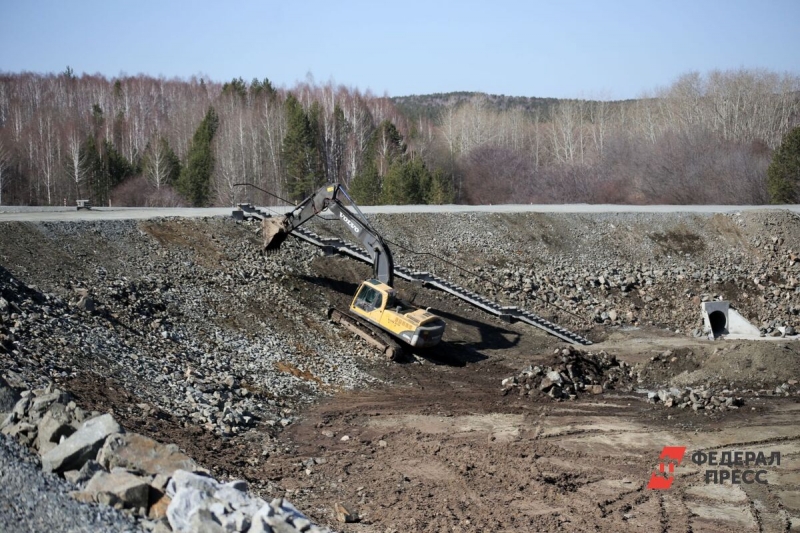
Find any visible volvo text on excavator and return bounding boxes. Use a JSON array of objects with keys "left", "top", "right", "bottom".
[{"left": 262, "top": 184, "right": 446, "bottom": 359}]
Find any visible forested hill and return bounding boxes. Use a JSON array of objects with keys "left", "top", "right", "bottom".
[
  {"left": 391, "top": 92, "right": 565, "bottom": 121},
  {"left": 0, "top": 69, "right": 798, "bottom": 208}
]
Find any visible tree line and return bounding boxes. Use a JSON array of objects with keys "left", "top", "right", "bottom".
[{"left": 0, "top": 68, "right": 798, "bottom": 207}]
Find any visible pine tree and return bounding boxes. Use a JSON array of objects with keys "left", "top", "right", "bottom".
[
  {"left": 349, "top": 162, "right": 381, "bottom": 205},
  {"left": 380, "top": 158, "right": 430, "bottom": 205},
  {"left": 80, "top": 136, "right": 103, "bottom": 203},
  {"left": 178, "top": 107, "right": 219, "bottom": 206},
  {"left": 426, "top": 169, "right": 455, "bottom": 204},
  {"left": 281, "top": 95, "right": 321, "bottom": 201},
  {"left": 768, "top": 126, "right": 800, "bottom": 203}
]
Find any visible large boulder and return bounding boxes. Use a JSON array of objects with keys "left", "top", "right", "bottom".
[
  {"left": 97, "top": 432, "right": 197, "bottom": 477},
  {"left": 36, "top": 404, "right": 75, "bottom": 454},
  {"left": 81, "top": 469, "right": 150, "bottom": 510},
  {"left": 167, "top": 471, "right": 265, "bottom": 533},
  {"left": 41, "top": 413, "right": 121, "bottom": 473}
]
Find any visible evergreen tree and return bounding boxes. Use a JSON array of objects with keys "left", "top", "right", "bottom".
[
  {"left": 426, "top": 169, "right": 455, "bottom": 204},
  {"left": 329, "top": 104, "right": 347, "bottom": 183},
  {"left": 768, "top": 126, "right": 800, "bottom": 204},
  {"left": 164, "top": 139, "right": 182, "bottom": 185},
  {"left": 178, "top": 107, "right": 219, "bottom": 206},
  {"left": 80, "top": 136, "right": 103, "bottom": 203},
  {"left": 349, "top": 162, "right": 381, "bottom": 205},
  {"left": 307, "top": 100, "right": 327, "bottom": 179},
  {"left": 281, "top": 95, "right": 321, "bottom": 201},
  {"left": 348, "top": 120, "right": 406, "bottom": 204},
  {"left": 380, "top": 158, "right": 431, "bottom": 205},
  {"left": 103, "top": 140, "right": 134, "bottom": 187},
  {"left": 221, "top": 77, "right": 247, "bottom": 99},
  {"left": 91, "top": 104, "right": 104, "bottom": 137},
  {"left": 250, "top": 77, "right": 276, "bottom": 100}
]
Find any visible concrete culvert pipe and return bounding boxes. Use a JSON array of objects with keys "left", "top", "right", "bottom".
[{"left": 709, "top": 310, "right": 727, "bottom": 337}]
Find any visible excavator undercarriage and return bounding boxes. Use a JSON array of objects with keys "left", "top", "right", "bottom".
[{"left": 328, "top": 307, "right": 403, "bottom": 361}]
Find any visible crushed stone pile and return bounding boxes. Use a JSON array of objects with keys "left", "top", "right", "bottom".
[
  {"left": 644, "top": 385, "right": 744, "bottom": 412},
  {"left": 1, "top": 378, "right": 332, "bottom": 533},
  {"left": 501, "top": 346, "right": 632, "bottom": 400}
]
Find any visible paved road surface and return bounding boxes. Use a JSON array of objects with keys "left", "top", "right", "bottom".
[{"left": 0, "top": 204, "right": 799, "bottom": 222}]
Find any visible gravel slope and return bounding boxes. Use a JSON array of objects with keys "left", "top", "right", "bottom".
[{"left": 1, "top": 209, "right": 799, "bottom": 532}]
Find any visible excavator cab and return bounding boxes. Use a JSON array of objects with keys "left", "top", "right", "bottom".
[{"left": 350, "top": 280, "right": 446, "bottom": 348}]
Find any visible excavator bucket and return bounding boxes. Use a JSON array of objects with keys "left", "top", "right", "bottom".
[{"left": 262, "top": 217, "right": 289, "bottom": 253}]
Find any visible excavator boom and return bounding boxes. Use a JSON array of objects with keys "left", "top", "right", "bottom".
[
  {"left": 261, "top": 183, "right": 444, "bottom": 354},
  {"left": 263, "top": 184, "right": 394, "bottom": 286}
]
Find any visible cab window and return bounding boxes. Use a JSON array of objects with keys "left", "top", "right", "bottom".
[{"left": 355, "top": 286, "right": 383, "bottom": 311}]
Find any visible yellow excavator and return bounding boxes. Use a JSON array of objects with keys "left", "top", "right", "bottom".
[{"left": 262, "top": 184, "right": 446, "bottom": 359}]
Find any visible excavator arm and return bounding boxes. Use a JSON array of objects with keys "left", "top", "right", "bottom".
[{"left": 263, "top": 184, "right": 395, "bottom": 286}]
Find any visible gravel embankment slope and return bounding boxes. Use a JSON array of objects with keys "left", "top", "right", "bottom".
[{"left": 1, "top": 209, "right": 799, "bottom": 532}]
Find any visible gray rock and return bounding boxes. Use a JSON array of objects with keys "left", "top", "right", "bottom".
[
  {"left": 65, "top": 459, "right": 105, "bottom": 488},
  {"left": 267, "top": 514, "right": 304, "bottom": 533},
  {"left": 36, "top": 404, "right": 75, "bottom": 451},
  {"left": 166, "top": 470, "right": 219, "bottom": 498},
  {"left": 188, "top": 508, "right": 225, "bottom": 533},
  {"left": 12, "top": 396, "right": 30, "bottom": 418},
  {"left": 29, "top": 391, "right": 67, "bottom": 420},
  {"left": 98, "top": 432, "right": 197, "bottom": 477},
  {"left": 249, "top": 504, "right": 275, "bottom": 533},
  {"left": 0, "top": 411, "right": 17, "bottom": 431},
  {"left": 0, "top": 377, "right": 20, "bottom": 412},
  {"left": 81, "top": 469, "right": 150, "bottom": 510},
  {"left": 167, "top": 484, "right": 212, "bottom": 533},
  {"left": 41, "top": 413, "right": 122, "bottom": 473}
]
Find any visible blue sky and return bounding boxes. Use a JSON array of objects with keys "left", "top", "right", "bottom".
[{"left": 1, "top": 0, "right": 798, "bottom": 99}]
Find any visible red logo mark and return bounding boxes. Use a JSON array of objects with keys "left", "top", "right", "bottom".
[{"left": 647, "top": 446, "right": 687, "bottom": 490}]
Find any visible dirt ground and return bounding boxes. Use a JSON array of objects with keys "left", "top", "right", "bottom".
[
  {"left": 3, "top": 214, "right": 798, "bottom": 533},
  {"left": 259, "top": 326, "right": 800, "bottom": 532},
  {"left": 60, "top": 254, "right": 800, "bottom": 533}
]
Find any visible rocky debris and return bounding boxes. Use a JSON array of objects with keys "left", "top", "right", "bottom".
[
  {"left": 81, "top": 469, "right": 151, "bottom": 511},
  {"left": 0, "top": 376, "right": 20, "bottom": 411},
  {"left": 36, "top": 404, "right": 75, "bottom": 454},
  {"left": 1, "top": 381, "right": 331, "bottom": 532},
  {"left": 502, "top": 346, "right": 632, "bottom": 400},
  {"left": 41, "top": 413, "right": 122, "bottom": 473},
  {"left": 0, "top": 219, "right": 379, "bottom": 444},
  {"left": 645, "top": 386, "right": 744, "bottom": 412},
  {"left": 166, "top": 469, "right": 331, "bottom": 533},
  {"left": 334, "top": 502, "right": 359, "bottom": 523}
]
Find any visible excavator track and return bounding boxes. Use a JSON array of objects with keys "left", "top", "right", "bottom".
[{"left": 328, "top": 308, "right": 404, "bottom": 361}]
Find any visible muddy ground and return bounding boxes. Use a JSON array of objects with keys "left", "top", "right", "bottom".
[{"left": 1, "top": 213, "right": 799, "bottom": 532}]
